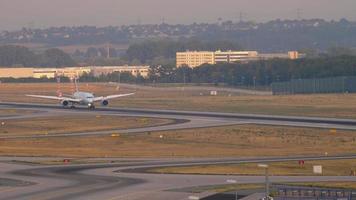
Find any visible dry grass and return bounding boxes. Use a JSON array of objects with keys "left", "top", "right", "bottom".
[
  {"left": 1, "top": 83, "right": 356, "bottom": 158},
  {"left": 150, "top": 159, "right": 356, "bottom": 176},
  {"left": 1, "top": 125, "right": 356, "bottom": 158},
  {"left": 0, "top": 115, "right": 170, "bottom": 136},
  {"left": 175, "top": 183, "right": 265, "bottom": 193},
  {"left": 1, "top": 83, "right": 356, "bottom": 118}
]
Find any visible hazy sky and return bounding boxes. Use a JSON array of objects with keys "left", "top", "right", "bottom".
[{"left": 1, "top": 0, "right": 356, "bottom": 30}]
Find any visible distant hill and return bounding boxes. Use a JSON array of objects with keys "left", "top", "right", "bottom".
[{"left": 1, "top": 19, "right": 356, "bottom": 52}]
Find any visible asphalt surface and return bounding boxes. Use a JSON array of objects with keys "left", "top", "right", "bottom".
[
  {"left": 1, "top": 102, "right": 356, "bottom": 199},
  {"left": 1, "top": 102, "right": 356, "bottom": 140},
  {"left": 1, "top": 156, "right": 356, "bottom": 200}
]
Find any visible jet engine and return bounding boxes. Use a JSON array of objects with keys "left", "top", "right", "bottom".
[
  {"left": 61, "top": 100, "right": 69, "bottom": 107},
  {"left": 101, "top": 100, "right": 109, "bottom": 106}
]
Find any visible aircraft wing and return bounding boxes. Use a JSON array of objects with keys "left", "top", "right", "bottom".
[
  {"left": 26, "top": 95, "right": 81, "bottom": 103},
  {"left": 93, "top": 93, "right": 135, "bottom": 102}
]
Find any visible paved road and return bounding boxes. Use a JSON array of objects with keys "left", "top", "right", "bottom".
[{"left": 1, "top": 156, "right": 356, "bottom": 200}]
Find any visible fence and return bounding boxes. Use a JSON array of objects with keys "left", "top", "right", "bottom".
[
  {"left": 272, "top": 76, "right": 356, "bottom": 95},
  {"left": 272, "top": 184, "right": 356, "bottom": 200}
]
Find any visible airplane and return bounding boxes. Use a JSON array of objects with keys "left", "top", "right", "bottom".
[{"left": 26, "top": 80, "right": 134, "bottom": 109}]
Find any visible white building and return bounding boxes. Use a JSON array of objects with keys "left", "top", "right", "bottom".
[
  {"left": 214, "top": 50, "right": 259, "bottom": 63},
  {"left": 0, "top": 66, "right": 150, "bottom": 79},
  {"left": 177, "top": 50, "right": 302, "bottom": 68},
  {"left": 89, "top": 66, "right": 150, "bottom": 78}
]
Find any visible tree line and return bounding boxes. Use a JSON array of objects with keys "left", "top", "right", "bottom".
[
  {"left": 2, "top": 44, "right": 356, "bottom": 87},
  {"left": 150, "top": 55, "right": 356, "bottom": 86},
  {"left": 126, "top": 38, "right": 243, "bottom": 64},
  {"left": 0, "top": 76, "right": 70, "bottom": 83},
  {"left": 72, "top": 55, "right": 356, "bottom": 87},
  {"left": 0, "top": 45, "right": 77, "bottom": 67}
]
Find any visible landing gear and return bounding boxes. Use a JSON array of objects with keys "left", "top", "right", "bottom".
[
  {"left": 88, "top": 104, "right": 95, "bottom": 109},
  {"left": 69, "top": 103, "right": 76, "bottom": 109}
]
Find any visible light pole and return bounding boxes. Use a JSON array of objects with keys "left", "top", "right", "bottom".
[
  {"left": 117, "top": 72, "right": 121, "bottom": 90},
  {"left": 183, "top": 68, "right": 186, "bottom": 97},
  {"left": 258, "top": 164, "right": 270, "bottom": 199},
  {"left": 226, "top": 179, "right": 238, "bottom": 200},
  {"left": 253, "top": 76, "right": 257, "bottom": 94}
]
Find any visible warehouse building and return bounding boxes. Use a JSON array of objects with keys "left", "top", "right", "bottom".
[
  {"left": 89, "top": 66, "right": 150, "bottom": 78},
  {"left": 0, "top": 66, "right": 150, "bottom": 79},
  {"left": 0, "top": 68, "right": 33, "bottom": 78}
]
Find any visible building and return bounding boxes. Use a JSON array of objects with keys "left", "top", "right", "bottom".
[
  {"left": 258, "top": 51, "right": 301, "bottom": 60},
  {"left": 288, "top": 51, "right": 299, "bottom": 59},
  {"left": 0, "top": 68, "right": 33, "bottom": 78},
  {"left": 90, "top": 66, "right": 150, "bottom": 78},
  {"left": 176, "top": 50, "right": 302, "bottom": 68},
  {"left": 0, "top": 66, "right": 150, "bottom": 79},
  {"left": 56, "top": 67, "right": 91, "bottom": 79},
  {"left": 32, "top": 67, "right": 91, "bottom": 79},
  {"left": 32, "top": 68, "right": 58, "bottom": 79},
  {"left": 214, "top": 50, "right": 258, "bottom": 63},
  {"left": 176, "top": 51, "right": 215, "bottom": 68}
]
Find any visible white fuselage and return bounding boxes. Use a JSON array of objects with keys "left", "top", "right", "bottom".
[{"left": 73, "top": 92, "right": 95, "bottom": 106}]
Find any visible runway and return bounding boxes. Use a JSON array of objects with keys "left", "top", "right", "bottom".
[
  {"left": 1, "top": 102, "right": 356, "bottom": 199},
  {"left": 1, "top": 102, "right": 356, "bottom": 140}
]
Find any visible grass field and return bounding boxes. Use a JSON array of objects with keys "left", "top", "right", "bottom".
[
  {"left": 1, "top": 83, "right": 356, "bottom": 118},
  {"left": 1, "top": 125, "right": 355, "bottom": 157},
  {"left": 149, "top": 159, "right": 356, "bottom": 176},
  {"left": 1, "top": 83, "right": 356, "bottom": 160},
  {"left": 0, "top": 115, "right": 171, "bottom": 136}
]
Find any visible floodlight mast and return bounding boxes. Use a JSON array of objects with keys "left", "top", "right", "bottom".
[{"left": 258, "top": 164, "right": 270, "bottom": 199}]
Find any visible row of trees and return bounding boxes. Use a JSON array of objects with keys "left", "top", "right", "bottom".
[
  {"left": 0, "top": 76, "right": 70, "bottom": 83},
  {"left": 0, "top": 45, "right": 77, "bottom": 67},
  {"left": 79, "top": 71, "right": 145, "bottom": 83},
  {"left": 148, "top": 55, "right": 356, "bottom": 86},
  {"left": 153, "top": 55, "right": 356, "bottom": 86},
  {"left": 71, "top": 55, "right": 356, "bottom": 87},
  {"left": 1, "top": 42, "right": 356, "bottom": 86},
  {"left": 126, "top": 38, "right": 243, "bottom": 64},
  {"left": 80, "top": 38, "right": 243, "bottom": 66}
]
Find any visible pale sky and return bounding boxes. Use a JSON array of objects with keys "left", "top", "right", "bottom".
[{"left": 1, "top": 0, "right": 356, "bottom": 30}]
